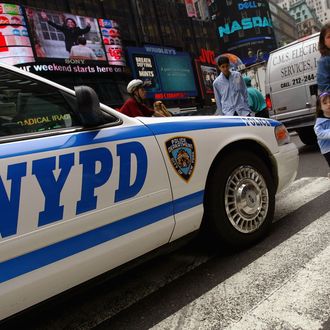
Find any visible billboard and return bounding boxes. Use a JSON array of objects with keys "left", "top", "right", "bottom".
[
  {"left": 127, "top": 45, "right": 197, "bottom": 100},
  {"left": 25, "top": 7, "right": 106, "bottom": 61},
  {"left": 215, "top": 0, "right": 277, "bottom": 65},
  {"left": 98, "top": 18, "right": 125, "bottom": 66},
  {"left": 132, "top": 54, "right": 160, "bottom": 90},
  {"left": 185, "top": 0, "right": 197, "bottom": 17},
  {"left": 194, "top": 48, "right": 217, "bottom": 104},
  {"left": 199, "top": 64, "right": 217, "bottom": 94},
  {"left": 0, "top": 3, "right": 126, "bottom": 74},
  {"left": 0, "top": 3, "right": 35, "bottom": 65}
]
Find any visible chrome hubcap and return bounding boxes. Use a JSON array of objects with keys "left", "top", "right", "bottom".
[{"left": 224, "top": 166, "right": 269, "bottom": 233}]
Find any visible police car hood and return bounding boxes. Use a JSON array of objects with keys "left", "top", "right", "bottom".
[
  {"left": 136, "top": 115, "right": 280, "bottom": 134},
  {"left": 137, "top": 115, "right": 216, "bottom": 126}
]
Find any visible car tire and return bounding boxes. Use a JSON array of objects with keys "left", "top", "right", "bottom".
[
  {"left": 204, "top": 150, "right": 275, "bottom": 249},
  {"left": 296, "top": 127, "right": 317, "bottom": 146}
]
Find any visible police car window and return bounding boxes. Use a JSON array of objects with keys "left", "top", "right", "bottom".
[{"left": 0, "top": 68, "right": 79, "bottom": 137}]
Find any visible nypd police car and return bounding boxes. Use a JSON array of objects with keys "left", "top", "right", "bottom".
[{"left": 0, "top": 62, "right": 298, "bottom": 321}]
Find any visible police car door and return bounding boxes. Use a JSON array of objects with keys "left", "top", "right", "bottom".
[{"left": 0, "top": 66, "right": 174, "bottom": 319}]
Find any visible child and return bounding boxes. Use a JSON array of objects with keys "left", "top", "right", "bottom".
[
  {"left": 317, "top": 23, "right": 330, "bottom": 92},
  {"left": 314, "top": 92, "right": 330, "bottom": 167}
]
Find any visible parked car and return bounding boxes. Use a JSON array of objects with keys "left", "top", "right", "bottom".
[
  {"left": 265, "top": 33, "right": 320, "bottom": 145},
  {"left": 0, "top": 62, "right": 298, "bottom": 321}
]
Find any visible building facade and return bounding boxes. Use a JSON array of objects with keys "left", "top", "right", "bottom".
[
  {"left": 274, "top": 0, "right": 328, "bottom": 25},
  {"left": 269, "top": 0, "right": 298, "bottom": 46},
  {"left": 1, "top": 0, "right": 220, "bottom": 109},
  {"left": 284, "top": 0, "right": 322, "bottom": 37},
  {"left": 0, "top": 0, "right": 302, "bottom": 110}
]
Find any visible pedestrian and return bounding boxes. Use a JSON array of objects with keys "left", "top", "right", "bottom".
[
  {"left": 40, "top": 12, "right": 91, "bottom": 53},
  {"left": 213, "top": 55, "right": 251, "bottom": 116},
  {"left": 153, "top": 101, "right": 172, "bottom": 117},
  {"left": 317, "top": 22, "right": 330, "bottom": 93},
  {"left": 70, "top": 36, "right": 97, "bottom": 60},
  {"left": 119, "top": 79, "right": 165, "bottom": 117},
  {"left": 314, "top": 91, "right": 330, "bottom": 167},
  {"left": 243, "top": 76, "right": 269, "bottom": 118}
]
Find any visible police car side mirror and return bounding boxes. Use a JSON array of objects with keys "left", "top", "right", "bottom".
[{"left": 74, "top": 85, "right": 108, "bottom": 127}]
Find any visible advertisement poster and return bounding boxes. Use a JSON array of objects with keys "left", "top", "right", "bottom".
[
  {"left": 98, "top": 18, "right": 125, "bottom": 66},
  {"left": 25, "top": 7, "right": 106, "bottom": 61},
  {"left": 132, "top": 54, "right": 159, "bottom": 89},
  {"left": 215, "top": 0, "right": 277, "bottom": 65},
  {"left": 185, "top": 0, "right": 197, "bottom": 17},
  {"left": 127, "top": 46, "right": 197, "bottom": 100},
  {"left": 156, "top": 54, "right": 196, "bottom": 92},
  {"left": 0, "top": 3, "right": 35, "bottom": 65},
  {"left": 200, "top": 65, "right": 217, "bottom": 94}
]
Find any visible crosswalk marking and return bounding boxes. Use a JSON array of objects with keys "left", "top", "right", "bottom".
[
  {"left": 274, "top": 177, "right": 330, "bottom": 221},
  {"left": 224, "top": 243, "right": 330, "bottom": 330},
  {"left": 151, "top": 209, "right": 330, "bottom": 330}
]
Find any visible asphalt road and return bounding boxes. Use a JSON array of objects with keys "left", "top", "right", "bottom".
[{"left": 2, "top": 135, "right": 329, "bottom": 330}]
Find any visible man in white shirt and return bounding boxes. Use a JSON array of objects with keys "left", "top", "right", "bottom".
[
  {"left": 70, "top": 36, "right": 97, "bottom": 60},
  {"left": 213, "top": 56, "right": 251, "bottom": 116}
]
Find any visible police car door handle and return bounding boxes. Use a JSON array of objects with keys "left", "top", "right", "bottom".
[{"left": 306, "top": 102, "right": 311, "bottom": 107}]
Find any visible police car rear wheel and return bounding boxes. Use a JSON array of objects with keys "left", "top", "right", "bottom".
[{"left": 205, "top": 150, "right": 275, "bottom": 248}]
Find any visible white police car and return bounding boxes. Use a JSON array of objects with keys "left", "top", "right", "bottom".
[{"left": 0, "top": 63, "right": 298, "bottom": 320}]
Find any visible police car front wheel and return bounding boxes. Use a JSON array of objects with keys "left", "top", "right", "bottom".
[{"left": 205, "top": 150, "right": 275, "bottom": 248}]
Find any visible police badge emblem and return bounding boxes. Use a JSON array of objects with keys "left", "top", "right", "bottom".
[{"left": 165, "top": 137, "right": 196, "bottom": 181}]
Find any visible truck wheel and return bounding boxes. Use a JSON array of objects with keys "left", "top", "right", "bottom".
[
  {"left": 204, "top": 151, "right": 275, "bottom": 249},
  {"left": 296, "top": 127, "right": 317, "bottom": 145}
]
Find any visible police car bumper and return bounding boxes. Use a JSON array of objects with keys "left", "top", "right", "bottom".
[{"left": 273, "top": 142, "right": 299, "bottom": 193}]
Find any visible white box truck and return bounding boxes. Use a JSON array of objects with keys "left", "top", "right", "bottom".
[{"left": 265, "top": 33, "right": 320, "bottom": 145}]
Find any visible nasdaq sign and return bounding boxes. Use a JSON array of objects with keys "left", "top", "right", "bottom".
[
  {"left": 214, "top": 0, "right": 276, "bottom": 65},
  {"left": 218, "top": 16, "right": 272, "bottom": 37}
]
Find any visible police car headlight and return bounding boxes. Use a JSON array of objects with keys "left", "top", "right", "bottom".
[{"left": 275, "top": 124, "right": 290, "bottom": 146}]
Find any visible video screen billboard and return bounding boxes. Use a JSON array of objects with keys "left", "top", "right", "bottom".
[
  {"left": 215, "top": 0, "right": 277, "bottom": 65},
  {"left": 25, "top": 7, "right": 106, "bottom": 61},
  {"left": 0, "top": 3, "right": 35, "bottom": 65},
  {"left": 98, "top": 18, "right": 125, "bottom": 66},
  {"left": 157, "top": 54, "right": 197, "bottom": 92},
  {"left": 127, "top": 46, "right": 197, "bottom": 100}
]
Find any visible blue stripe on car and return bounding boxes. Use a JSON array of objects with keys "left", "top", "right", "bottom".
[
  {"left": 0, "top": 190, "right": 204, "bottom": 284},
  {"left": 0, "top": 118, "right": 279, "bottom": 159}
]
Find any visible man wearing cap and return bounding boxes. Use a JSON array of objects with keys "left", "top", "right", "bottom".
[
  {"left": 213, "top": 56, "right": 251, "bottom": 116},
  {"left": 119, "top": 79, "right": 164, "bottom": 117}
]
